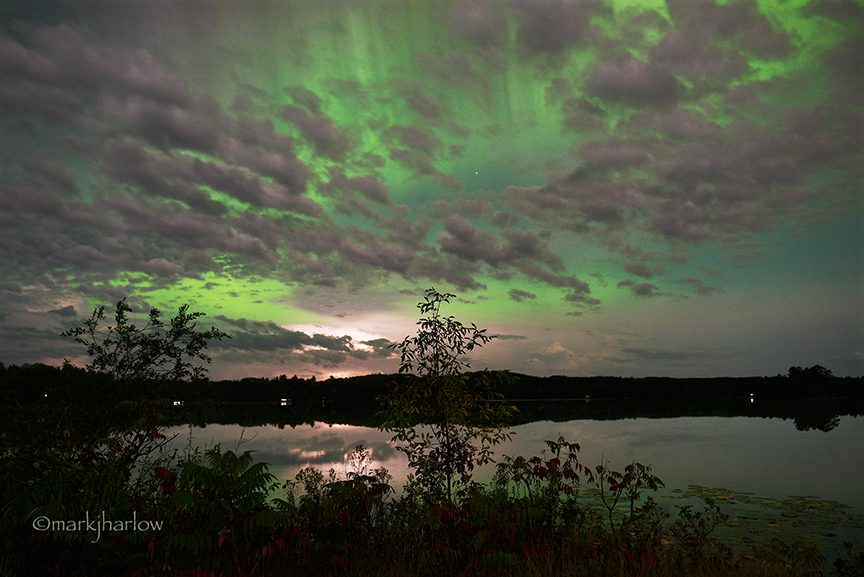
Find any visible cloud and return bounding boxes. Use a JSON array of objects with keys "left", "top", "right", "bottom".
[
  {"left": 211, "top": 316, "right": 395, "bottom": 369},
  {"left": 322, "top": 172, "right": 391, "bottom": 205},
  {"left": 47, "top": 305, "right": 77, "bottom": 317},
  {"left": 388, "top": 148, "right": 462, "bottom": 190},
  {"left": 508, "top": 289, "right": 537, "bottom": 302},
  {"left": 512, "top": 0, "right": 607, "bottom": 58},
  {"left": 494, "top": 333, "right": 529, "bottom": 340},
  {"left": 578, "top": 140, "right": 649, "bottom": 172},
  {"left": 398, "top": 84, "right": 446, "bottom": 121},
  {"left": 619, "top": 346, "right": 731, "bottom": 367},
  {"left": 651, "top": 30, "right": 750, "bottom": 88},
  {"left": 666, "top": 0, "right": 793, "bottom": 58},
  {"left": 672, "top": 277, "right": 720, "bottom": 296},
  {"left": 450, "top": 1, "right": 507, "bottom": 48},
  {"left": 281, "top": 105, "right": 351, "bottom": 160},
  {"left": 623, "top": 262, "right": 656, "bottom": 280},
  {"left": 586, "top": 56, "right": 682, "bottom": 104},
  {"left": 437, "top": 215, "right": 508, "bottom": 263},
  {"left": 528, "top": 341, "right": 576, "bottom": 371},
  {"left": 617, "top": 280, "right": 661, "bottom": 297},
  {"left": 384, "top": 125, "right": 442, "bottom": 156}
]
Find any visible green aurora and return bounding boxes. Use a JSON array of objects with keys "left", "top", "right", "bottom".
[{"left": 0, "top": 0, "right": 861, "bottom": 379}]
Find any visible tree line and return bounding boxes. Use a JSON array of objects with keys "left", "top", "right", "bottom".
[{"left": 3, "top": 361, "right": 861, "bottom": 408}]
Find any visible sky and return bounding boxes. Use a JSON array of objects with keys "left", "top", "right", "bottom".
[{"left": 0, "top": 0, "right": 861, "bottom": 381}]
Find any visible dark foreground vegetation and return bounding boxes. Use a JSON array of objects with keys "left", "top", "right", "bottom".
[
  {"left": 2, "top": 291, "right": 862, "bottom": 576},
  {"left": 7, "top": 432, "right": 863, "bottom": 577}
]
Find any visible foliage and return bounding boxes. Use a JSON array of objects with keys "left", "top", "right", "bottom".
[
  {"left": 494, "top": 436, "right": 594, "bottom": 529},
  {"left": 3, "top": 426, "right": 849, "bottom": 577},
  {"left": 379, "top": 288, "right": 516, "bottom": 502},
  {"left": 788, "top": 365, "right": 834, "bottom": 380},
  {"left": 274, "top": 445, "right": 399, "bottom": 574},
  {"left": 59, "top": 299, "right": 229, "bottom": 477},
  {"left": 759, "top": 538, "right": 827, "bottom": 576},
  {"left": 833, "top": 541, "right": 864, "bottom": 577},
  {"left": 389, "top": 288, "right": 490, "bottom": 379},
  {"left": 167, "top": 445, "right": 288, "bottom": 575},
  {"left": 1, "top": 298, "right": 231, "bottom": 577},
  {"left": 595, "top": 459, "right": 665, "bottom": 533},
  {"left": 61, "top": 297, "right": 229, "bottom": 390}
]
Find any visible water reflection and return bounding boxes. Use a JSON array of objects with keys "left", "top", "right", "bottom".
[{"left": 167, "top": 415, "right": 864, "bottom": 512}]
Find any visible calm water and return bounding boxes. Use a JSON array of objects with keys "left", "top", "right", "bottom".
[{"left": 167, "top": 414, "right": 864, "bottom": 512}]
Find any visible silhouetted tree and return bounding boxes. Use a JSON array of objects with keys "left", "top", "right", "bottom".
[
  {"left": 379, "top": 288, "right": 515, "bottom": 502},
  {"left": 62, "top": 298, "right": 229, "bottom": 394}
]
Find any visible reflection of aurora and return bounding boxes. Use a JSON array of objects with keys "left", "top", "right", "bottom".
[{"left": 166, "top": 415, "right": 864, "bottom": 513}]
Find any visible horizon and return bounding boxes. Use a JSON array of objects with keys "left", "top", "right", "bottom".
[
  {"left": 4, "top": 359, "right": 856, "bottom": 384},
  {"left": 0, "top": 0, "right": 861, "bottom": 381}
]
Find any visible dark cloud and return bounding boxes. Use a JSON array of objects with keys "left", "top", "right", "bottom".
[
  {"left": 437, "top": 215, "right": 507, "bottom": 263},
  {"left": 508, "top": 289, "right": 537, "bottom": 302},
  {"left": 621, "top": 347, "right": 721, "bottom": 362},
  {"left": 398, "top": 84, "right": 446, "bottom": 121},
  {"left": 284, "top": 85, "right": 323, "bottom": 114},
  {"left": 494, "top": 333, "right": 529, "bottom": 340},
  {"left": 209, "top": 313, "right": 398, "bottom": 370},
  {"left": 213, "top": 316, "right": 392, "bottom": 361},
  {"left": 586, "top": 56, "right": 682, "bottom": 104},
  {"left": 651, "top": 30, "right": 750, "bottom": 88},
  {"left": 617, "top": 279, "right": 660, "bottom": 297},
  {"left": 450, "top": 1, "right": 507, "bottom": 48},
  {"left": 436, "top": 216, "right": 566, "bottom": 282},
  {"left": 219, "top": 132, "right": 309, "bottom": 194},
  {"left": 802, "top": 0, "right": 864, "bottom": 21},
  {"left": 281, "top": 105, "right": 351, "bottom": 160},
  {"left": 388, "top": 148, "right": 462, "bottom": 190},
  {"left": 384, "top": 125, "right": 442, "bottom": 156},
  {"left": 101, "top": 141, "right": 228, "bottom": 216},
  {"left": 322, "top": 172, "right": 391, "bottom": 205},
  {"left": 512, "top": 0, "right": 607, "bottom": 57},
  {"left": 666, "top": 0, "right": 794, "bottom": 58},
  {"left": 672, "top": 277, "right": 720, "bottom": 296},
  {"left": 623, "top": 262, "right": 656, "bottom": 280},
  {"left": 578, "top": 140, "right": 649, "bottom": 172},
  {"left": 101, "top": 94, "right": 223, "bottom": 153},
  {"left": 47, "top": 305, "right": 77, "bottom": 317},
  {"left": 0, "top": 22, "right": 190, "bottom": 105}
]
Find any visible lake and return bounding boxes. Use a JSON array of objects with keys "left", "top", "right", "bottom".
[{"left": 165, "top": 405, "right": 864, "bottom": 556}]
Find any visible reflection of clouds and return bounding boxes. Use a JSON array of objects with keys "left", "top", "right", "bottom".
[
  {"left": 254, "top": 447, "right": 342, "bottom": 467},
  {"left": 164, "top": 418, "right": 864, "bottom": 511},
  {"left": 618, "top": 431, "right": 709, "bottom": 449},
  {"left": 165, "top": 423, "right": 402, "bottom": 479}
]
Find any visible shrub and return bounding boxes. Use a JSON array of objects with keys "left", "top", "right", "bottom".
[{"left": 379, "top": 288, "right": 516, "bottom": 502}]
